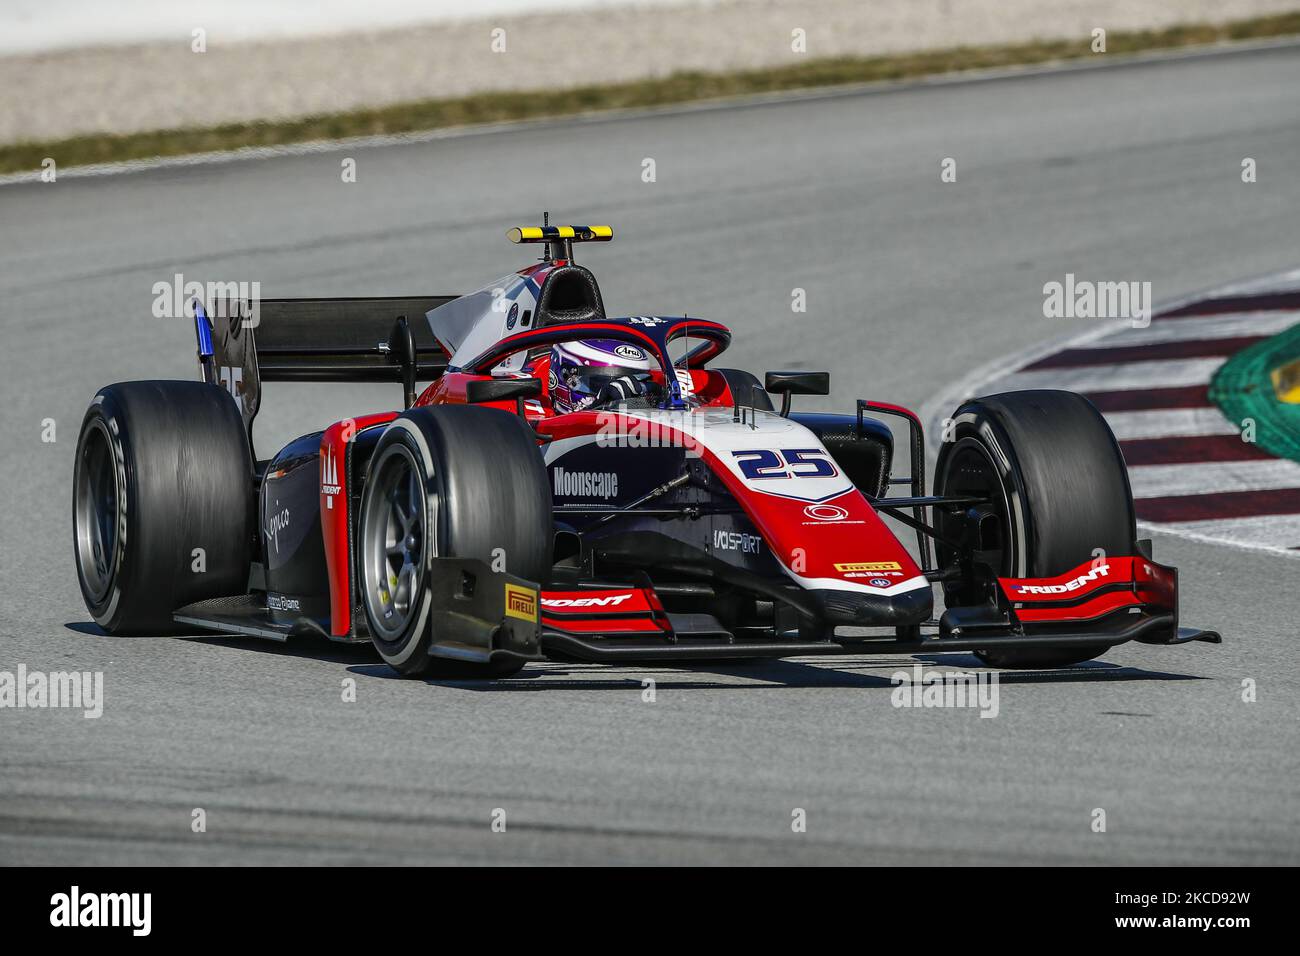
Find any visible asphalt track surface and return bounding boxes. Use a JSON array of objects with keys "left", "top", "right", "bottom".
[{"left": 2, "top": 45, "right": 1299, "bottom": 865}]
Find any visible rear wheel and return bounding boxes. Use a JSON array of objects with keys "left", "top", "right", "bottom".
[
  {"left": 73, "top": 381, "right": 255, "bottom": 633},
  {"left": 358, "top": 405, "right": 551, "bottom": 678},
  {"left": 933, "top": 390, "right": 1135, "bottom": 668}
]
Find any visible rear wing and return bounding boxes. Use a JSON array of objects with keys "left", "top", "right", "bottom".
[{"left": 193, "top": 295, "right": 457, "bottom": 448}]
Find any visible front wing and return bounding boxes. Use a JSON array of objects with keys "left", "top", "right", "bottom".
[
  {"left": 173, "top": 558, "right": 1219, "bottom": 664},
  {"left": 522, "top": 556, "right": 1220, "bottom": 662}
]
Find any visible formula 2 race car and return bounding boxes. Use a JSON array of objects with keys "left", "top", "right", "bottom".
[{"left": 73, "top": 223, "right": 1220, "bottom": 677}]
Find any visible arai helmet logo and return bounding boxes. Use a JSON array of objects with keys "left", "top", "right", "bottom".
[
  {"left": 506, "top": 302, "right": 519, "bottom": 329},
  {"left": 804, "top": 504, "right": 849, "bottom": 521},
  {"left": 614, "top": 344, "right": 645, "bottom": 361}
]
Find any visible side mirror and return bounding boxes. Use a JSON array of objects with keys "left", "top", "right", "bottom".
[
  {"left": 465, "top": 377, "right": 542, "bottom": 417},
  {"left": 764, "top": 370, "right": 830, "bottom": 416}
]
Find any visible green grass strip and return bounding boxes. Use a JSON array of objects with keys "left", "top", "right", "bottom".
[
  {"left": 5, "top": 12, "right": 1300, "bottom": 176},
  {"left": 1209, "top": 321, "right": 1300, "bottom": 463}
]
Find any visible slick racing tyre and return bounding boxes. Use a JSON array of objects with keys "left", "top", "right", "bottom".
[
  {"left": 932, "top": 389, "right": 1135, "bottom": 668},
  {"left": 358, "top": 405, "right": 551, "bottom": 679},
  {"left": 73, "top": 381, "right": 255, "bottom": 634}
]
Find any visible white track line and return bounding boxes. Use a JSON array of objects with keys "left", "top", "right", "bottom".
[
  {"left": 1202, "top": 267, "right": 1300, "bottom": 297},
  {"left": 1127, "top": 459, "right": 1300, "bottom": 499},
  {"left": 1101, "top": 407, "right": 1240, "bottom": 441},
  {"left": 986, "top": 357, "right": 1227, "bottom": 393},
  {"left": 1073, "top": 311, "right": 1300, "bottom": 348},
  {"left": 1152, "top": 515, "right": 1300, "bottom": 551}
]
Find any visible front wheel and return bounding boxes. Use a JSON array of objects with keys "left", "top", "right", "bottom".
[
  {"left": 357, "top": 405, "right": 551, "bottom": 678},
  {"left": 933, "top": 390, "right": 1135, "bottom": 668}
]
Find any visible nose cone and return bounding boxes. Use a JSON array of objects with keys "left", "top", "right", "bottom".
[{"left": 809, "top": 583, "right": 933, "bottom": 627}]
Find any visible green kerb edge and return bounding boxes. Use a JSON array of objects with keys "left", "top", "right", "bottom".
[{"left": 1208, "top": 321, "right": 1300, "bottom": 463}]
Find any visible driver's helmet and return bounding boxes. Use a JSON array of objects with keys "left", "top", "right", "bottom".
[{"left": 548, "top": 338, "right": 654, "bottom": 414}]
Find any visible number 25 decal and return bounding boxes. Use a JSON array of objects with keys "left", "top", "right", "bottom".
[{"left": 732, "top": 448, "right": 838, "bottom": 480}]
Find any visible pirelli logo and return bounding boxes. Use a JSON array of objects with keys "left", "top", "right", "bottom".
[
  {"left": 834, "top": 561, "right": 903, "bottom": 573},
  {"left": 504, "top": 583, "right": 538, "bottom": 622}
]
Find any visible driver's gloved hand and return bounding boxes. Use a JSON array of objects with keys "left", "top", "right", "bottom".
[{"left": 594, "top": 374, "right": 653, "bottom": 406}]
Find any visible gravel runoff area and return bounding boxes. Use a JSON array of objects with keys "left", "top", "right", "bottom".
[{"left": 4, "top": 0, "right": 1300, "bottom": 145}]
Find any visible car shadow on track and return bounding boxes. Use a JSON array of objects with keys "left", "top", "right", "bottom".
[
  {"left": 65, "top": 623, "right": 385, "bottom": 666},
  {"left": 66, "top": 623, "right": 1208, "bottom": 691},
  {"left": 182, "top": 633, "right": 383, "bottom": 665},
  {"left": 348, "top": 654, "right": 1209, "bottom": 692},
  {"left": 64, "top": 622, "right": 115, "bottom": 636}
]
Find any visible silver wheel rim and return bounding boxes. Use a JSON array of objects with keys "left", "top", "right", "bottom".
[
  {"left": 75, "top": 419, "right": 119, "bottom": 603},
  {"left": 361, "top": 442, "right": 431, "bottom": 642}
]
